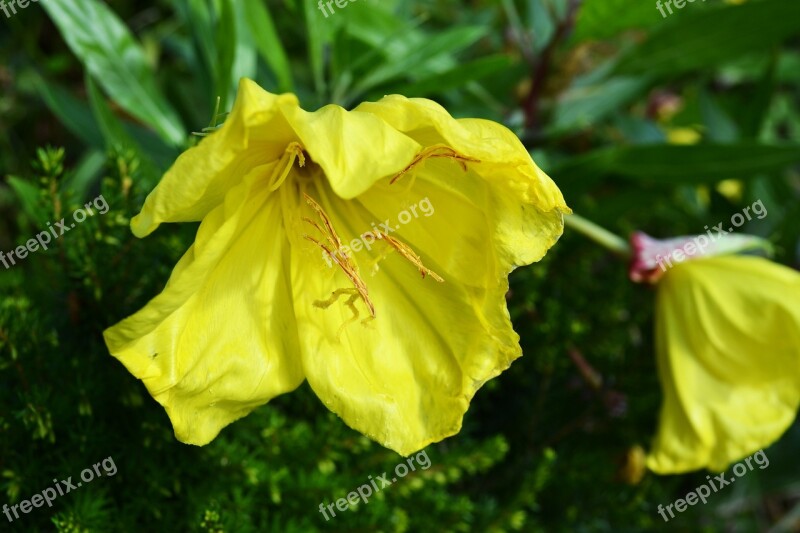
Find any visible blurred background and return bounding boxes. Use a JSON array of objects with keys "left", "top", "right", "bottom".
[{"left": 1, "top": 0, "right": 799, "bottom": 531}]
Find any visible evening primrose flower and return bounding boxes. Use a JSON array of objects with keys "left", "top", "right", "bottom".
[
  {"left": 103, "top": 79, "right": 569, "bottom": 456},
  {"left": 630, "top": 231, "right": 800, "bottom": 473}
]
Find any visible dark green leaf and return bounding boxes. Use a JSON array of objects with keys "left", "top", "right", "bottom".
[
  {"left": 29, "top": 74, "right": 103, "bottom": 149},
  {"left": 614, "top": 0, "right": 800, "bottom": 78},
  {"left": 393, "top": 56, "right": 514, "bottom": 98},
  {"left": 353, "top": 26, "right": 487, "bottom": 94},
  {"left": 573, "top": 0, "right": 661, "bottom": 42},
  {"left": 42, "top": 0, "right": 185, "bottom": 146},
  {"left": 244, "top": 1, "right": 294, "bottom": 92},
  {"left": 553, "top": 144, "right": 800, "bottom": 188}
]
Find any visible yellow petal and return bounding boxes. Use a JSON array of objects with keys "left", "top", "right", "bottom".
[
  {"left": 132, "top": 80, "right": 300, "bottom": 236},
  {"left": 354, "top": 95, "right": 570, "bottom": 266},
  {"left": 647, "top": 256, "right": 800, "bottom": 473},
  {"left": 104, "top": 164, "right": 304, "bottom": 444},
  {"left": 133, "top": 80, "right": 422, "bottom": 237},
  {"left": 290, "top": 124, "right": 567, "bottom": 454},
  {"left": 279, "top": 103, "right": 422, "bottom": 200}
]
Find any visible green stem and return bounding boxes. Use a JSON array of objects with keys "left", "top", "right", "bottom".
[{"left": 564, "top": 213, "right": 631, "bottom": 257}]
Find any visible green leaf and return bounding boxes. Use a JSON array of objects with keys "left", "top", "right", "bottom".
[
  {"left": 304, "top": 0, "right": 333, "bottom": 100},
  {"left": 177, "top": 0, "right": 215, "bottom": 99},
  {"left": 42, "top": 0, "right": 185, "bottom": 146},
  {"left": 549, "top": 77, "right": 648, "bottom": 134},
  {"left": 244, "top": 1, "right": 294, "bottom": 92},
  {"left": 61, "top": 151, "right": 106, "bottom": 200},
  {"left": 228, "top": 2, "right": 258, "bottom": 103},
  {"left": 614, "top": 0, "right": 800, "bottom": 78},
  {"left": 353, "top": 26, "right": 487, "bottom": 94},
  {"left": 698, "top": 90, "right": 740, "bottom": 143},
  {"left": 85, "top": 75, "right": 174, "bottom": 174},
  {"left": 573, "top": 0, "right": 660, "bottom": 42},
  {"left": 6, "top": 177, "right": 46, "bottom": 225},
  {"left": 85, "top": 75, "right": 134, "bottom": 150},
  {"left": 393, "top": 56, "right": 514, "bottom": 98},
  {"left": 527, "top": 0, "right": 557, "bottom": 51},
  {"left": 552, "top": 144, "right": 800, "bottom": 188},
  {"left": 214, "top": 0, "right": 237, "bottom": 109},
  {"left": 739, "top": 54, "right": 778, "bottom": 140},
  {"left": 28, "top": 74, "right": 103, "bottom": 149}
]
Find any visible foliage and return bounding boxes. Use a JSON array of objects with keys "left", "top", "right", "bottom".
[{"left": 1, "top": 0, "right": 799, "bottom": 531}]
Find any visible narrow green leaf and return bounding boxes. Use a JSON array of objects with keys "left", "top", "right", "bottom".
[
  {"left": 244, "top": 1, "right": 294, "bottom": 92},
  {"left": 182, "top": 0, "right": 215, "bottom": 74},
  {"left": 573, "top": 0, "right": 661, "bottom": 42},
  {"left": 85, "top": 75, "right": 174, "bottom": 174},
  {"left": 228, "top": 1, "right": 258, "bottom": 102},
  {"left": 549, "top": 77, "right": 648, "bottom": 134},
  {"left": 42, "top": 0, "right": 185, "bottom": 146},
  {"left": 304, "top": 0, "right": 332, "bottom": 100},
  {"left": 615, "top": 0, "right": 800, "bottom": 77},
  {"left": 393, "top": 56, "right": 514, "bottom": 98},
  {"left": 698, "top": 91, "right": 739, "bottom": 143},
  {"left": 61, "top": 150, "right": 106, "bottom": 200},
  {"left": 553, "top": 144, "right": 800, "bottom": 187},
  {"left": 354, "top": 26, "right": 487, "bottom": 94},
  {"left": 6, "top": 177, "right": 46, "bottom": 225},
  {"left": 527, "top": 0, "right": 556, "bottom": 51},
  {"left": 611, "top": 145, "right": 800, "bottom": 182},
  {"left": 29, "top": 74, "right": 103, "bottom": 149},
  {"left": 85, "top": 75, "right": 134, "bottom": 150},
  {"left": 214, "top": 0, "right": 237, "bottom": 109}
]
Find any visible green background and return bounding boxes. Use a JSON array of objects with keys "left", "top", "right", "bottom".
[{"left": 1, "top": 0, "right": 799, "bottom": 530}]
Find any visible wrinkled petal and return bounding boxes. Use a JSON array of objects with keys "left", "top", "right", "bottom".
[
  {"left": 132, "top": 81, "right": 299, "bottom": 236},
  {"left": 648, "top": 256, "right": 800, "bottom": 473},
  {"left": 104, "top": 165, "right": 304, "bottom": 444},
  {"left": 133, "top": 79, "right": 421, "bottom": 237},
  {"left": 354, "top": 95, "right": 569, "bottom": 266},
  {"left": 290, "top": 126, "right": 566, "bottom": 454}
]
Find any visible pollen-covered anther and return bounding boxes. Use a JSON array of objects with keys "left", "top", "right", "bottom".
[
  {"left": 390, "top": 144, "right": 481, "bottom": 185},
  {"left": 362, "top": 230, "right": 444, "bottom": 282},
  {"left": 267, "top": 142, "right": 306, "bottom": 191},
  {"left": 302, "top": 193, "right": 376, "bottom": 321}
]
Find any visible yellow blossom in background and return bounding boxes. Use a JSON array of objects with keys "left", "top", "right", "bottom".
[
  {"left": 630, "top": 233, "right": 800, "bottom": 473},
  {"left": 103, "top": 78, "right": 570, "bottom": 456},
  {"left": 664, "top": 126, "right": 702, "bottom": 145}
]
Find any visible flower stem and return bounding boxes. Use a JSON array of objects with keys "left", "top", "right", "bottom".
[{"left": 564, "top": 213, "right": 631, "bottom": 257}]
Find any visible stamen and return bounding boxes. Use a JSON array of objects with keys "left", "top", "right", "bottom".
[
  {"left": 312, "top": 288, "right": 374, "bottom": 339},
  {"left": 390, "top": 144, "right": 480, "bottom": 185},
  {"left": 362, "top": 231, "right": 444, "bottom": 282},
  {"left": 302, "top": 193, "right": 376, "bottom": 319},
  {"left": 268, "top": 142, "right": 305, "bottom": 192}
]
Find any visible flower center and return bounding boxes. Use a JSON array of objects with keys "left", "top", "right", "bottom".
[
  {"left": 286, "top": 144, "right": 453, "bottom": 335},
  {"left": 267, "top": 142, "right": 305, "bottom": 192}
]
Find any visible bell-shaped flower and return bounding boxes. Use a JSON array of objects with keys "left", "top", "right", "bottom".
[
  {"left": 630, "top": 231, "right": 800, "bottom": 473},
  {"left": 103, "top": 79, "right": 569, "bottom": 455}
]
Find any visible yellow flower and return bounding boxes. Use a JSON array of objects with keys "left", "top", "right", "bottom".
[
  {"left": 631, "top": 232, "right": 800, "bottom": 473},
  {"left": 103, "top": 79, "right": 569, "bottom": 456}
]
